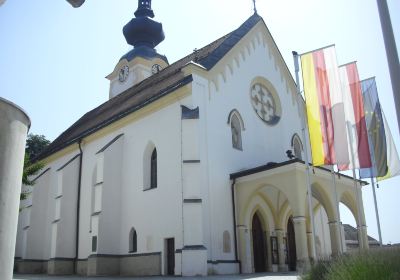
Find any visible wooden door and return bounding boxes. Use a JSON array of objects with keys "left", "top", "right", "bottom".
[
  {"left": 252, "top": 213, "right": 267, "bottom": 272},
  {"left": 287, "top": 217, "right": 297, "bottom": 271},
  {"left": 166, "top": 238, "right": 175, "bottom": 275}
]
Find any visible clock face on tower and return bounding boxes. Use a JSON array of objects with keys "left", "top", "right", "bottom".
[
  {"left": 118, "top": 65, "right": 129, "bottom": 82},
  {"left": 151, "top": 64, "right": 162, "bottom": 74}
]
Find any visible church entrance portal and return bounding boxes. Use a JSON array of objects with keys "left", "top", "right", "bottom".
[
  {"left": 252, "top": 212, "right": 267, "bottom": 272},
  {"left": 287, "top": 217, "right": 297, "bottom": 271}
]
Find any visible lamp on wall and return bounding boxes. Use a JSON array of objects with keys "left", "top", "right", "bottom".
[{"left": 286, "top": 150, "right": 295, "bottom": 159}]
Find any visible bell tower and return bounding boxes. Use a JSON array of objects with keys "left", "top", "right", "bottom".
[{"left": 107, "top": 0, "right": 168, "bottom": 99}]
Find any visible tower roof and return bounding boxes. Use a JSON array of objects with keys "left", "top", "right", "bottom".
[{"left": 122, "top": 0, "right": 165, "bottom": 57}]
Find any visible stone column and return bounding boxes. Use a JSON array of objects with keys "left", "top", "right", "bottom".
[
  {"left": 359, "top": 225, "right": 369, "bottom": 250},
  {"left": 238, "top": 227, "right": 252, "bottom": 274},
  {"left": 328, "top": 221, "right": 342, "bottom": 256},
  {"left": 275, "top": 229, "right": 286, "bottom": 272},
  {"left": 0, "top": 98, "right": 30, "bottom": 280},
  {"left": 265, "top": 231, "right": 272, "bottom": 272},
  {"left": 306, "top": 232, "right": 315, "bottom": 261},
  {"left": 356, "top": 186, "right": 369, "bottom": 250},
  {"left": 292, "top": 216, "right": 309, "bottom": 272}
]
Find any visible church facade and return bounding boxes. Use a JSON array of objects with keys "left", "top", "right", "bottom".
[{"left": 15, "top": 1, "right": 370, "bottom": 276}]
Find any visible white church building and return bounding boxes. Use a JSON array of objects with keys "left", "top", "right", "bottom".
[{"left": 15, "top": 1, "right": 370, "bottom": 276}]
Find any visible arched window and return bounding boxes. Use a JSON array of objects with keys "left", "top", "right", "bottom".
[
  {"left": 150, "top": 148, "right": 157, "bottom": 189},
  {"left": 223, "top": 230, "right": 231, "bottom": 253},
  {"left": 129, "top": 228, "right": 137, "bottom": 253},
  {"left": 228, "top": 109, "right": 245, "bottom": 151},
  {"left": 291, "top": 134, "right": 303, "bottom": 160}
]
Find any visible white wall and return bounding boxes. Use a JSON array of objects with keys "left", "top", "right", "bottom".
[
  {"left": 18, "top": 99, "right": 186, "bottom": 275},
  {"left": 194, "top": 25, "right": 304, "bottom": 264}
]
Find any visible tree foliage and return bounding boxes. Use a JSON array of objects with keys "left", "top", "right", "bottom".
[
  {"left": 26, "top": 133, "right": 50, "bottom": 161},
  {"left": 21, "top": 134, "right": 50, "bottom": 200}
]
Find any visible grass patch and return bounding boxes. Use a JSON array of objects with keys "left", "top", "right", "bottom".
[{"left": 302, "top": 247, "right": 400, "bottom": 280}]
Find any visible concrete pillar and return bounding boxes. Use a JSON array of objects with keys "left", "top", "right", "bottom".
[
  {"left": 0, "top": 97, "right": 30, "bottom": 280},
  {"left": 238, "top": 227, "right": 252, "bottom": 274},
  {"left": 306, "top": 232, "right": 315, "bottom": 260},
  {"left": 359, "top": 225, "right": 369, "bottom": 250},
  {"left": 328, "top": 221, "right": 342, "bottom": 256},
  {"left": 341, "top": 223, "right": 347, "bottom": 253},
  {"left": 275, "top": 229, "right": 286, "bottom": 272},
  {"left": 292, "top": 216, "right": 309, "bottom": 272},
  {"left": 265, "top": 231, "right": 272, "bottom": 272},
  {"left": 356, "top": 186, "right": 369, "bottom": 250}
]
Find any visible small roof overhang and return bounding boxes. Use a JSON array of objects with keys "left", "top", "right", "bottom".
[{"left": 230, "top": 158, "right": 368, "bottom": 186}]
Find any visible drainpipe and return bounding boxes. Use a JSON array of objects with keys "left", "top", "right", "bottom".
[
  {"left": 75, "top": 140, "right": 83, "bottom": 274},
  {"left": 231, "top": 178, "right": 242, "bottom": 274}
]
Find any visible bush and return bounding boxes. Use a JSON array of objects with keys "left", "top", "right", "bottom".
[{"left": 302, "top": 247, "right": 400, "bottom": 280}]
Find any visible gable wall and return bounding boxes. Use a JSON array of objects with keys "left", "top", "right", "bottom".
[{"left": 192, "top": 22, "right": 306, "bottom": 266}]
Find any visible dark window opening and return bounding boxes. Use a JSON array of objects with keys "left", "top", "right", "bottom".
[
  {"left": 92, "top": 236, "right": 97, "bottom": 252},
  {"left": 150, "top": 148, "right": 157, "bottom": 189},
  {"left": 129, "top": 228, "right": 137, "bottom": 253}
]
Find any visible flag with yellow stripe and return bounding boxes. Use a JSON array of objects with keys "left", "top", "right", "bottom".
[{"left": 300, "top": 45, "right": 349, "bottom": 166}]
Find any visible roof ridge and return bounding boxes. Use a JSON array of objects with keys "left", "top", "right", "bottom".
[{"left": 37, "top": 14, "right": 261, "bottom": 161}]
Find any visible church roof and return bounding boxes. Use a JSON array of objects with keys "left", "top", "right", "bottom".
[
  {"left": 343, "top": 224, "right": 379, "bottom": 244},
  {"left": 38, "top": 14, "right": 263, "bottom": 160}
]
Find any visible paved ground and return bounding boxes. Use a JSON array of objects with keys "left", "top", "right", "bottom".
[{"left": 13, "top": 273, "right": 300, "bottom": 280}]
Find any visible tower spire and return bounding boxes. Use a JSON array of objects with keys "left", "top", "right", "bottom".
[
  {"left": 252, "top": 0, "right": 257, "bottom": 14},
  {"left": 134, "top": 0, "right": 154, "bottom": 18}
]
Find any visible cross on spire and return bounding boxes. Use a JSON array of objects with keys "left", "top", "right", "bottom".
[{"left": 252, "top": 0, "right": 257, "bottom": 14}]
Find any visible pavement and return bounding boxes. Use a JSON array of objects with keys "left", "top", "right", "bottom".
[{"left": 13, "top": 273, "right": 300, "bottom": 280}]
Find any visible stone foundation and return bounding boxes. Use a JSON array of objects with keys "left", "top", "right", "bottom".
[
  {"left": 76, "top": 259, "right": 88, "bottom": 276},
  {"left": 16, "top": 259, "right": 47, "bottom": 274},
  {"left": 16, "top": 252, "right": 163, "bottom": 277},
  {"left": 120, "top": 252, "right": 161, "bottom": 276},
  {"left": 47, "top": 258, "right": 74, "bottom": 275},
  {"left": 87, "top": 255, "right": 120, "bottom": 276}
]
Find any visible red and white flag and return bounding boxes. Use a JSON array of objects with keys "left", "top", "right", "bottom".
[{"left": 338, "top": 62, "right": 372, "bottom": 170}]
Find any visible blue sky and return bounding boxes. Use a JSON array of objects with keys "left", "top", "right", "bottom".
[{"left": 1, "top": 0, "right": 399, "bottom": 244}]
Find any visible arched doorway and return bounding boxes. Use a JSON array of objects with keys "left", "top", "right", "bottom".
[
  {"left": 252, "top": 212, "right": 267, "bottom": 272},
  {"left": 287, "top": 216, "right": 297, "bottom": 271}
]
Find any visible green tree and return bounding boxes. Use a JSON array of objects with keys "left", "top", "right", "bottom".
[
  {"left": 21, "top": 134, "right": 50, "bottom": 200},
  {"left": 25, "top": 133, "right": 51, "bottom": 161}
]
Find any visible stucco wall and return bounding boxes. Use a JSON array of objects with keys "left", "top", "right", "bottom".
[{"left": 189, "top": 23, "right": 305, "bottom": 267}]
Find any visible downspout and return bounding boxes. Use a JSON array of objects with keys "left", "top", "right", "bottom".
[
  {"left": 231, "top": 178, "right": 242, "bottom": 274},
  {"left": 75, "top": 140, "right": 83, "bottom": 274}
]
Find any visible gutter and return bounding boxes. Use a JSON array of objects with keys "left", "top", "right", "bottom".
[
  {"left": 75, "top": 139, "right": 83, "bottom": 273},
  {"left": 231, "top": 178, "right": 241, "bottom": 274}
]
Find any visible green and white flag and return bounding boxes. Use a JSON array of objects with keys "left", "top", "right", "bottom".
[{"left": 378, "top": 111, "right": 400, "bottom": 181}]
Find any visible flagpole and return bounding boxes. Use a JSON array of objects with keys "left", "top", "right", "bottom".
[
  {"left": 376, "top": 0, "right": 400, "bottom": 138},
  {"left": 331, "top": 166, "right": 343, "bottom": 253},
  {"left": 292, "top": 51, "right": 317, "bottom": 260},
  {"left": 370, "top": 174, "right": 383, "bottom": 246},
  {"left": 346, "top": 123, "right": 365, "bottom": 251}
]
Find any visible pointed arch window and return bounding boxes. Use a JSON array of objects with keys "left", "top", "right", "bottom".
[
  {"left": 150, "top": 148, "right": 157, "bottom": 189},
  {"left": 291, "top": 134, "right": 303, "bottom": 160},
  {"left": 129, "top": 228, "right": 137, "bottom": 253},
  {"left": 228, "top": 109, "right": 245, "bottom": 151}
]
